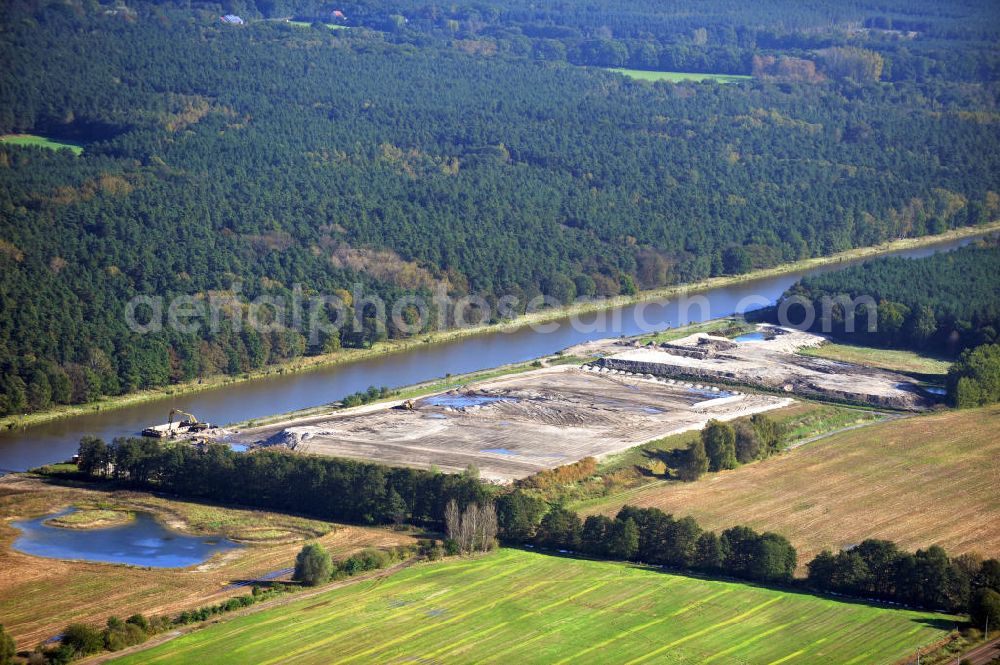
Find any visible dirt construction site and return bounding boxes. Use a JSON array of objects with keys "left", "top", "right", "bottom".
[
  {"left": 236, "top": 367, "right": 791, "bottom": 482},
  {"left": 595, "top": 326, "right": 934, "bottom": 411}
]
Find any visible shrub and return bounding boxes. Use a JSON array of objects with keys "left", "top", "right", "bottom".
[
  {"left": 0, "top": 624, "right": 14, "bottom": 665},
  {"left": 61, "top": 623, "right": 104, "bottom": 657},
  {"left": 293, "top": 542, "right": 333, "bottom": 586}
]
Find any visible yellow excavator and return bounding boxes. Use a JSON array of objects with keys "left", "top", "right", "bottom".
[{"left": 168, "top": 409, "right": 210, "bottom": 432}]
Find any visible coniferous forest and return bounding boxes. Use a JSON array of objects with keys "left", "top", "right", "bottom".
[
  {"left": 2, "top": 0, "right": 999, "bottom": 415},
  {"left": 778, "top": 240, "right": 1000, "bottom": 354}
]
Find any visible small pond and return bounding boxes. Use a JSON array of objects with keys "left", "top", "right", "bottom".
[
  {"left": 733, "top": 331, "right": 768, "bottom": 342},
  {"left": 922, "top": 386, "right": 947, "bottom": 396},
  {"left": 425, "top": 394, "right": 515, "bottom": 408},
  {"left": 688, "top": 388, "right": 735, "bottom": 400},
  {"left": 10, "top": 508, "right": 240, "bottom": 568}
]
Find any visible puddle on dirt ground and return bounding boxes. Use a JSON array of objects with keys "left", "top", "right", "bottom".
[
  {"left": 687, "top": 388, "right": 735, "bottom": 399},
  {"left": 481, "top": 448, "right": 518, "bottom": 456},
  {"left": 229, "top": 443, "right": 249, "bottom": 452},
  {"left": 425, "top": 394, "right": 515, "bottom": 408},
  {"left": 922, "top": 386, "right": 947, "bottom": 396},
  {"left": 641, "top": 407, "right": 663, "bottom": 414},
  {"left": 11, "top": 508, "right": 240, "bottom": 568},
  {"left": 425, "top": 413, "right": 448, "bottom": 420},
  {"left": 733, "top": 331, "right": 767, "bottom": 342}
]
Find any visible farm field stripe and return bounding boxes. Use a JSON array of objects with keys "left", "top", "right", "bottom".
[
  {"left": 622, "top": 596, "right": 783, "bottom": 665},
  {"left": 251, "top": 560, "right": 539, "bottom": 665},
  {"left": 841, "top": 624, "right": 924, "bottom": 665},
  {"left": 155, "top": 560, "right": 500, "bottom": 664},
  {"left": 480, "top": 586, "right": 665, "bottom": 664},
  {"left": 421, "top": 579, "right": 613, "bottom": 660},
  {"left": 550, "top": 588, "right": 735, "bottom": 665},
  {"left": 767, "top": 647, "right": 809, "bottom": 664},
  {"left": 701, "top": 621, "right": 795, "bottom": 663},
  {"left": 336, "top": 580, "right": 554, "bottom": 663}
]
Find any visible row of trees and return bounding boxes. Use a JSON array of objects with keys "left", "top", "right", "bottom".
[
  {"left": 495, "top": 494, "right": 1000, "bottom": 616},
  {"left": 75, "top": 437, "right": 486, "bottom": 527},
  {"left": 293, "top": 542, "right": 420, "bottom": 586},
  {"left": 676, "top": 415, "right": 783, "bottom": 481},
  {"left": 45, "top": 583, "right": 293, "bottom": 664},
  {"left": 808, "top": 541, "right": 1000, "bottom": 615},
  {"left": 529, "top": 504, "right": 798, "bottom": 584}
]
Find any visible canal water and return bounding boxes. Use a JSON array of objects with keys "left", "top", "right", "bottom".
[
  {"left": 10, "top": 509, "right": 239, "bottom": 568},
  {"left": 0, "top": 234, "right": 986, "bottom": 471}
]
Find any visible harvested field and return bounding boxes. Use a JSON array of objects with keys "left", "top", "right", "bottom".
[
  {"left": 0, "top": 475, "right": 415, "bottom": 650},
  {"left": 106, "top": 548, "right": 957, "bottom": 665},
  {"left": 603, "top": 326, "right": 934, "bottom": 410},
  {"left": 581, "top": 405, "right": 1000, "bottom": 567},
  {"left": 239, "top": 367, "right": 791, "bottom": 482}
]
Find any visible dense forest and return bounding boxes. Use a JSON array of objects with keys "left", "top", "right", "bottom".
[
  {"left": 2, "top": 0, "right": 999, "bottom": 415},
  {"left": 775, "top": 240, "right": 1000, "bottom": 354}
]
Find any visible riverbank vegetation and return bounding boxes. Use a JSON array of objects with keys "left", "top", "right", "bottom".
[
  {"left": 2, "top": 0, "right": 999, "bottom": 419},
  {"left": 776, "top": 240, "right": 1000, "bottom": 358}
]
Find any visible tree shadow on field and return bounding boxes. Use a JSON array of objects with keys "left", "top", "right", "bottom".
[{"left": 909, "top": 616, "right": 963, "bottom": 632}]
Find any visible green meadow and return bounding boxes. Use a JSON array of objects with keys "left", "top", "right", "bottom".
[
  {"left": 109, "top": 549, "right": 955, "bottom": 664},
  {"left": 286, "top": 20, "right": 348, "bottom": 30},
  {"left": 607, "top": 68, "right": 752, "bottom": 83},
  {"left": 0, "top": 134, "right": 83, "bottom": 154}
]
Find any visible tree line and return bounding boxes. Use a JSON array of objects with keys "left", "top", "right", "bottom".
[
  {"left": 493, "top": 493, "right": 1000, "bottom": 617},
  {"left": 809, "top": 541, "right": 1000, "bottom": 617},
  {"left": 75, "top": 437, "right": 486, "bottom": 527},
  {"left": 67, "top": 435, "right": 1000, "bottom": 620}
]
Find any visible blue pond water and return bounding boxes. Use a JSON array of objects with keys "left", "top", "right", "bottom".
[
  {"left": 688, "top": 388, "right": 735, "bottom": 400},
  {"left": 481, "top": 448, "right": 518, "bottom": 456},
  {"left": 229, "top": 443, "right": 249, "bottom": 452},
  {"left": 923, "top": 386, "right": 947, "bottom": 396},
  {"left": 11, "top": 509, "right": 239, "bottom": 568},
  {"left": 733, "top": 331, "right": 767, "bottom": 342},
  {"left": 425, "top": 394, "right": 514, "bottom": 408}
]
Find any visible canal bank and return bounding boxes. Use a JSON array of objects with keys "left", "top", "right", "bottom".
[{"left": 1, "top": 223, "right": 996, "bottom": 470}]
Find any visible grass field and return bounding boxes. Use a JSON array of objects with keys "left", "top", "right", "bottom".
[
  {"left": 287, "top": 20, "right": 348, "bottom": 29},
  {"left": 800, "top": 342, "right": 952, "bottom": 376},
  {"left": 0, "top": 133, "right": 83, "bottom": 154},
  {"left": 581, "top": 405, "right": 1000, "bottom": 566},
  {"left": 607, "top": 68, "right": 752, "bottom": 83},
  {"left": 0, "top": 476, "right": 414, "bottom": 649},
  {"left": 107, "top": 548, "right": 956, "bottom": 665}
]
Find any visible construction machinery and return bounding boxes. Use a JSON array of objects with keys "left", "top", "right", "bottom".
[{"left": 142, "top": 409, "right": 212, "bottom": 438}]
